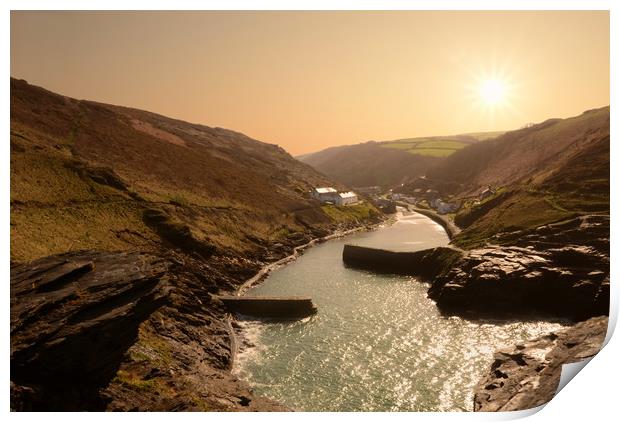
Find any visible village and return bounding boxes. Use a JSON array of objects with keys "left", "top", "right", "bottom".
[{"left": 312, "top": 182, "right": 498, "bottom": 217}]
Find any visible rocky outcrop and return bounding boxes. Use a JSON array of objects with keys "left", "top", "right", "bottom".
[
  {"left": 10, "top": 251, "right": 170, "bottom": 410},
  {"left": 142, "top": 208, "right": 216, "bottom": 259},
  {"left": 66, "top": 159, "right": 129, "bottom": 191},
  {"left": 98, "top": 250, "right": 289, "bottom": 411},
  {"left": 429, "top": 216, "right": 609, "bottom": 320},
  {"left": 474, "top": 316, "right": 608, "bottom": 411},
  {"left": 343, "top": 215, "right": 608, "bottom": 321},
  {"left": 493, "top": 214, "right": 609, "bottom": 253},
  {"left": 342, "top": 244, "right": 462, "bottom": 280},
  {"left": 10, "top": 250, "right": 288, "bottom": 411}
]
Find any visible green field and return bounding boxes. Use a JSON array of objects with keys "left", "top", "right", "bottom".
[
  {"left": 379, "top": 131, "right": 505, "bottom": 157},
  {"left": 459, "top": 131, "right": 505, "bottom": 141},
  {"left": 381, "top": 138, "right": 469, "bottom": 157}
]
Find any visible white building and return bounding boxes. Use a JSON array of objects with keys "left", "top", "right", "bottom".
[
  {"left": 312, "top": 187, "right": 359, "bottom": 205},
  {"left": 312, "top": 187, "right": 339, "bottom": 203},
  {"left": 479, "top": 187, "right": 495, "bottom": 201},
  {"left": 335, "top": 191, "right": 358, "bottom": 206}
]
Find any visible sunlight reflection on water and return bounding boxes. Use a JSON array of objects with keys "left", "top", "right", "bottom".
[{"left": 234, "top": 212, "right": 564, "bottom": 411}]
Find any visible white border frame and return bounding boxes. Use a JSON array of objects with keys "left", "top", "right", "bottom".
[{"left": 3, "top": 2, "right": 616, "bottom": 421}]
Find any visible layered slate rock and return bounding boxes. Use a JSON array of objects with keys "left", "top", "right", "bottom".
[
  {"left": 474, "top": 316, "right": 608, "bottom": 411},
  {"left": 99, "top": 251, "right": 288, "bottom": 412},
  {"left": 494, "top": 214, "right": 609, "bottom": 253},
  {"left": 10, "top": 251, "right": 171, "bottom": 410},
  {"left": 429, "top": 215, "right": 609, "bottom": 320},
  {"left": 10, "top": 250, "right": 289, "bottom": 411}
]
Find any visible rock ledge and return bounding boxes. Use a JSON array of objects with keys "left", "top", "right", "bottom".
[{"left": 474, "top": 316, "right": 608, "bottom": 411}]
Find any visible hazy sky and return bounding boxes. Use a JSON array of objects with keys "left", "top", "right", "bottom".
[{"left": 11, "top": 11, "right": 609, "bottom": 155}]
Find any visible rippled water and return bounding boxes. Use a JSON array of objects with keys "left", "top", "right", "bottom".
[{"left": 235, "top": 211, "right": 565, "bottom": 411}]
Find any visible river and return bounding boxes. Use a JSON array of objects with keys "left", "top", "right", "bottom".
[{"left": 234, "top": 210, "right": 565, "bottom": 411}]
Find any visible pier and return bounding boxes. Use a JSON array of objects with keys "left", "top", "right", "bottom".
[{"left": 215, "top": 295, "right": 318, "bottom": 319}]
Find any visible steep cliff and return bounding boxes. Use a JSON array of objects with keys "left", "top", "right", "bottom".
[{"left": 10, "top": 78, "right": 382, "bottom": 410}]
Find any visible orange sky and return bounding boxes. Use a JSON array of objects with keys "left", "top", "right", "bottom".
[{"left": 11, "top": 11, "right": 609, "bottom": 155}]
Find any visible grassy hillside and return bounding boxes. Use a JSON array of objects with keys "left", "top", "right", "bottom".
[
  {"left": 426, "top": 108, "right": 609, "bottom": 197},
  {"left": 10, "top": 78, "right": 380, "bottom": 263},
  {"left": 299, "top": 131, "right": 502, "bottom": 189},
  {"left": 436, "top": 108, "right": 610, "bottom": 248},
  {"left": 298, "top": 141, "right": 441, "bottom": 189}
]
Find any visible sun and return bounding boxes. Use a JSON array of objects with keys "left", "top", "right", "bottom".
[
  {"left": 478, "top": 78, "right": 507, "bottom": 106},
  {"left": 463, "top": 62, "right": 519, "bottom": 120}
]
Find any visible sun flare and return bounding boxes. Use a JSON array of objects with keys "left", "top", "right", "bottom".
[
  {"left": 479, "top": 79, "right": 507, "bottom": 106},
  {"left": 467, "top": 68, "right": 517, "bottom": 117}
]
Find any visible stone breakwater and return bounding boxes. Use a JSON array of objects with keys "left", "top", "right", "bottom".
[
  {"left": 342, "top": 244, "right": 462, "bottom": 279},
  {"left": 216, "top": 296, "right": 317, "bottom": 319},
  {"left": 474, "top": 316, "right": 608, "bottom": 411},
  {"left": 343, "top": 215, "right": 609, "bottom": 321}
]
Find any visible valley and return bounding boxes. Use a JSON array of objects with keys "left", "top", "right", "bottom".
[
  {"left": 10, "top": 79, "right": 610, "bottom": 412},
  {"left": 9, "top": 78, "right": 383, "bottom": 411}
]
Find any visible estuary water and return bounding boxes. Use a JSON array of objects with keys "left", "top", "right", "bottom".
[{"left": 234, "top": 210, "right": 564, "bottom": 411}]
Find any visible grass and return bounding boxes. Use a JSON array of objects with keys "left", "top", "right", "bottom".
[
  {"left": 409, "top": 148, "right": 455, "bottom": 157},
  {"left": 381, "top": 138, "right": 470, "bottom": 157},
  {"left": 381, "top": 142, "right": 417, "bottom": 150},
  {"left": 321, "top": 202, "right": 380, "bottom": 223},
  {"left": 11, "top": 148, "right": 124, "bottom": 205},
  {"left": 413, "top": 140, "right": 468, "bottom": 149},
  {"left": 10, "top": 129, "right": 159, "bottom": 262},
  {"left": 10, "top": 202, "right": 156, "bottom": 262},
  {"left": 137, "top": 185, "right": 248, "bottom": 210},
  {"left": 10, "top": 79, "right": 384, "bottom": 265},
  {"left": 451, "top": 186, "right": 607, "bottom": 249},
  {"left": 270, "top": 226, "right": 292, "bottom": 240},
  {"left": 379, "top": 131, "right": 504, "bottom": 158},
  {"left": 10, "top": 133, "right": 156, "bottom": 262},
  {"left": 9, "top": 125, "right": 308, "bottom": 261},
  {"left": 459, "top": 130, "right": 506, "bottom": 140},
  {"left": 113, "top": 370, "right": 159, "bottom": 392},
  {"left": 135, "top": 325, "right": 174, "bottom": 365},
  {"left": 168, "top": 193, "right": 189, "bottom": 206}
]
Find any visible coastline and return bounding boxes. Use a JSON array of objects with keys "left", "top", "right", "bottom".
[
  {"left": 236, "top": 219, "right": 392, "bottom": 296},
  {"left": 225, "top": 217, "right": 393, "bottom": 372},
  {"left": 405, "top": 204, "right": 461, "bottom": 240},
  {"left": 391, "top": 199, "right": 460, "bottom": 240},
  {"left": 226, "top": 209, "right": 608, "bottom": 412}
]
